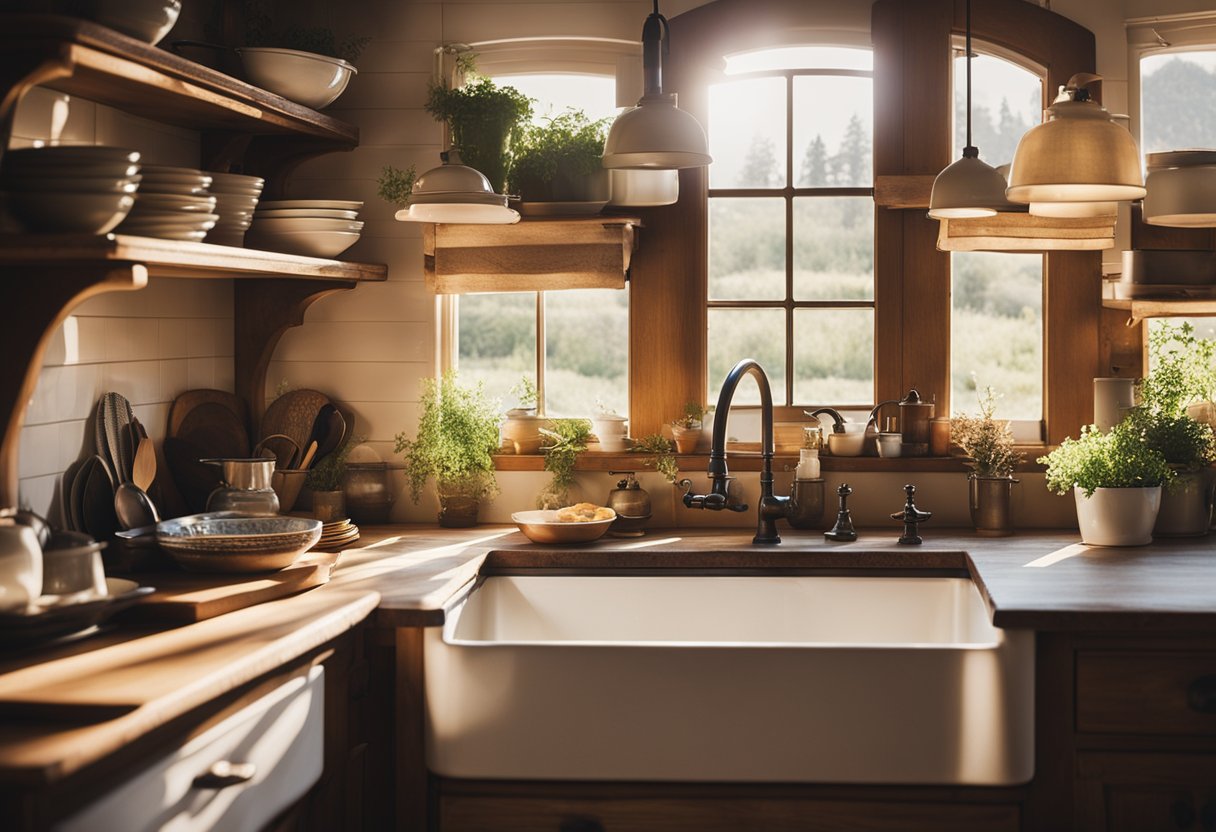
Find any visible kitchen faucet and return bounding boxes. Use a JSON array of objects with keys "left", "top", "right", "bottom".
[{"left": 682, "top": 358, "right": 796, "bottom": 544}]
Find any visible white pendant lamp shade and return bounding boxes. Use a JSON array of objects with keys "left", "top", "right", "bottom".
[
  {"left": 1029, "top": 201, "right": 1116, "bottom": 218},
  {"left": 1143, "top": 150, "right": 1216, "bottom": 227},
  {"left": 395, "top": 154, "right": 519, "bottom": 225},
  {"left": 602, "top": 0, "right": 711, "bottom": 171},
  {"left": 608, "top": 168, "right": 680, "bottom": 206},
  {"left": 603, "top": 93, "right": 711, "bottom": 169},
  {"left": 928, "top": 153, "right": 1012, "bottom": 218},
  {"left": 1006, "top": 75, "right": 1145, "bottom": 204}
]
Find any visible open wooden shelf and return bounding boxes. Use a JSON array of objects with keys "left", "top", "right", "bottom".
[
  {"left": 1102, "top": 297, "right": 1216, "bottom": 322},
  {"left": 0, "top": 15, "right": 358, "bottom": 145}
]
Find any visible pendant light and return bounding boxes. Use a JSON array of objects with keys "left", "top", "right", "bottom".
[
  {"left": 1143, "top": 150, "right": 1216, "bottom": 227},
  {"left": 928, "top": 0, "right": 1014, "bottom": 219},
  {"left": 602, "top": 0, "right": 711, "bottom": 170},
  {"left": 1006, "top": 73, "right": 1145, "bottom": 205},
  {"left": 395, "top": 151, "right": 519, "bottom": 225}
]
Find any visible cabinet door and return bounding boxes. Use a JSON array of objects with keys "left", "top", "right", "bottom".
[
  {"left": 439, "top": 794, "right": 1020, "bottom": 832},
  {"left": 1077, "top": 752, "right": 1216, "bottom": 832}
]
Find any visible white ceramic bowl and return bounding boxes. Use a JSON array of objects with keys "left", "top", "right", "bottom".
[
  {"left": 81, "top": 0, "right": 182, "bottom": 44},
  {"left": 246, "top": 229, "right": 360, "bottom": 258},
  {"left": 1, "top": 174, "right": 140, "bottom": 193},
  {"left": 121, "top": 211, "right": 220, "bottom": 227},
  {"left": 252, "top": 217, "right": 364, "bottom": 233},
  {"left": 258, "top": 199, "right": 363, "bottom": 212},
  {"left": 207, "top": 172, "right": 265, "bottom": 192},
  {"left": 237, "top": 47, "right": 357, "bottom": 110},
  {"left": 254, "top": 207, "right": 359, "bottom": 220},
  {"left": 119, "top": 228, "right": 209, "bottom": 242},
  {"left": 3, "top": 146, "right": 139, "bottom": 166},
  {"left": 4, "top": 191, "right": 134, "bottom": 233},
  {"left": 131, "top": 193, "right": 218, "bottom": 212}
]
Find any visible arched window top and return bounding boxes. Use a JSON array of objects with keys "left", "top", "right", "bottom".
[{"left": 724, "top": 45, "right": 873, "bottom": 75}]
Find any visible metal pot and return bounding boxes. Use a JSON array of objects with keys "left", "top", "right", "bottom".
[
  {"left": 969, "top": 475, "right": 1018, "bottom": 537},
  {"left": 606, "top": 472, "right": 651, "bottom": 537}
]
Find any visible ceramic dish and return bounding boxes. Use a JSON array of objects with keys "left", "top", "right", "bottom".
[
  {"left": 0, "top": 578, "right": 152, "bottom": 649},
  {"left": 131, "top": 193, "right": 218, "bottom": 211},
  {"left": 208, "top": 172, "right": 265, "bottom": 191},
  {"left": 245, "top": 229, "right": 360, "bottom": 258},
  {"left": 258, "top": 199, "right": 363, "bottom": 212},
  {"left": 253, "top": 217, "right": 364, "bottom": 233},
  {"left": 3, "top": 191, "right": 134, "bottom": 233},
  {"left": 156, "top": 512, "right": 322, "bottom": 573},
  {"left": 254, "top": 208, "right": 360, "bottom": 220},
  {"left": 511, "top": 509, "right": 617, "bottom": 544},
  {"left": 1, "top": 174, "right": 141, "bottom": 193},
  {"left": 237, "top": 47, "right": 357, "bottom": 109},
  {"left": 81, "top": 0, "right": 182, "bottom": 44},
  {"left": 3, "top": 146, "right": 140, "bottom": 166}
]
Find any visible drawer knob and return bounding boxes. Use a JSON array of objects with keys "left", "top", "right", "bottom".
[
  {"left": 1188, "top": 676, "right": 1216, "bottom": 713},
  {"left": 192, "top": 760, "right": 257, "bottom": 790}
]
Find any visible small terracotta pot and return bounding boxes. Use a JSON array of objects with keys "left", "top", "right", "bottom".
[{"left": 672, "top": 425, "right": 700, "bottom": 454}]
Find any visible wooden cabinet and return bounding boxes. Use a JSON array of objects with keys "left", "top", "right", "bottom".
[{"left": 1077, "top": 753, "right": 1216, "bottom": 832}]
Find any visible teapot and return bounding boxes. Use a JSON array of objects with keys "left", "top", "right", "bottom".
[{"left": 204, "top": 458, "right": 280, "bottom": 516}]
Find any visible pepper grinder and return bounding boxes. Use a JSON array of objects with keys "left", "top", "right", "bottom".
[
  {"left": 824, "top": 483, "right": 858, "bottom": 542},
  {"left": 891, "top": 483, "right": 932, "bottom": 545}
]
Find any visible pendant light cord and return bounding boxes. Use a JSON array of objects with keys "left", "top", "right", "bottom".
[{"left": 964, "top": 0, "right": 977, "bottom": 157}]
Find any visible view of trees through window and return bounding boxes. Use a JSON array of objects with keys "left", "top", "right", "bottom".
[
  {"left": 949, "top": 53, "right": 1044, "bottom": 422},
  {"left": 707, "top": 50, "right": 875, "bottom": 406},
  {"left": 1141, "top": 51, "right": 1216, "bottom": 154},
  {"left": 455, "top": 74, "right": 628, "bottom": 417}
]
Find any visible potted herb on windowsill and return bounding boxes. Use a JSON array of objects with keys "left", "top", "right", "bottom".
[
  {"left": 1123, "top": 408, "right": 1216, "bottom": 537},
  {"left": 537, "top": 418, "right": 592, "bottom": 510},
  {"left": 1039, "top": 422, "right": 1172, "bottom": 547},
  {"left": 950, "top": 386, "right": 1023, "bottom": 536},
  {"left": 671, "top": 402, "right": 705, "bottom": 454},
  {"left": 426, "top": 74, "right": 532, "bottom": 194},
  {"left": 1141, "top": 322, "right": 1216, "bottom": 430},
  {"left": 507, "top": 110, "right": 611, "bottom": 215},
  {"left": 501, "top": 376, "right": 548, "bottom": 454},
  {"left": 396, "top": 372, "right": 501, "bottom": 528}
]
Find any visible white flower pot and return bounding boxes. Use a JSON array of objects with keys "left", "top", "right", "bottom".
[
  {"left": 590, "top": 414, "right": 628, "bottom": 453},
  {"left": 1073, "top": 486, "right": 1162, "bottom": 547}
]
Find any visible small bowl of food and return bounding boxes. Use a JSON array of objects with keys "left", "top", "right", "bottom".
[{"left": 512, "top": 504, "right": 617, "bottom": 544}]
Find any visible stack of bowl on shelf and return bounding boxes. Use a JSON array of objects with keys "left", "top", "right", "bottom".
[
  {"left": 204, "top": 172, "right": 264, "bottom": 246},
  {"left": 0, "top": 146, "right": 141, "bottom": 234},
  {"left": 114, "top": 165, "right": 217, "bottom": 241},
  {"left": 246, "top": 199, "right": 364, "bottom": 258}
]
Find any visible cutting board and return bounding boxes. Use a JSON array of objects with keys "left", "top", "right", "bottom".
[{"left": 118, "top": 552, "right": 339, "bottom": 625}]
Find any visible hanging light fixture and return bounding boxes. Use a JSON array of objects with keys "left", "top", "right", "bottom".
[
  {"left": 395, "top": 151, "right": 519, "bottom": 225},
  {"left": 1006, "top": 73, "right": 1145, "bottom": 205},
  {"left": 1143, "top": 150, "right": 1216, "bottom": 227},
  {"left": 602, "top": 0, "right": 711, "bottom": 170},
  {"left": 928, "top": 0, "right": 1015, "bottom": 219}
]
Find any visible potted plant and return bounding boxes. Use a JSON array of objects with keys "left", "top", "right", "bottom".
[
  {"left": 590, "top": 404, "right": 628, "bottom": 453},
  {"left": 671, "top": 402, "right": 705, "bottom": 454},
  {"left": 950, "top": 387, "right": 1023, "bottom": 536},
  {"left": 395, "top": 372, "right": 501, "bottom": 527},
  {"left": 376, "top": 164, "right": 416, "bottom": 209},
  {"left": 1123, "top": 410, "right": 1216, "bottom": 538},
  {"left": 304, "top": 434, "right": 356, "bottom": 522},
  {"left": 507, "top": 110, "right": 611, "bottom": 214},
  {"left": 1140, "top": 321, "right": 1216, "bottom": 429},
  {"left": 501, "top": 375, "right": 547, "bottom": 454},
  {"left": 426, "top": 74, "right": 532, "bottom": 194},
  {"left": 537, "top": 418, "right": 591, "bottom": 509},
  {"left": 1039, "top": 422, "right": 1173, "bottom": 546}
]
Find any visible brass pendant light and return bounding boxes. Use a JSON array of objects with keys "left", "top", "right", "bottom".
[
  {"left": 928, "top": 0, "right": 1015, "bottom": 219},
  {"left": 1006, "top": 73, "right": 1145, "bottom": 204}
]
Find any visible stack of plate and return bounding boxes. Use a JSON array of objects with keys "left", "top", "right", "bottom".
[
  {"left": 313, "top": 517, "right": 359, "bottom": 551},
  {"left": 115, "top": 165, "right": 217, "bottom": 241},
  {"left": 247, "top": 199, "right": 364, "bottom": 258},
  {"left": 0, "top": 146, "right": 140, "bottom": 233},
  {"left": 206, "top": 172, "right": 264, "bottom": 247}
]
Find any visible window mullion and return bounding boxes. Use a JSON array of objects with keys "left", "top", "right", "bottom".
[
  {"left": 535, "top": 292, "right": 546, "bottom": 416},
  {"left": 785, "top": 70, "right": 795, "bottom": 407}
]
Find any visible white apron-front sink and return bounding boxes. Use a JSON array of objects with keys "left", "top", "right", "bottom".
[{"left": 424, "top": 574, "right": 1034, "bottom": 785}]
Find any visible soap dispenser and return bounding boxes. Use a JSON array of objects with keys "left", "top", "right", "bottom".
[{"left": 605, "top": 472, "right": 652, "bottom": 537}]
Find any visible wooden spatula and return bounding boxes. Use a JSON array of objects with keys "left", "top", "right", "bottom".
[{"left": 132, "top": 437, "right": 157, "bottom": 493}]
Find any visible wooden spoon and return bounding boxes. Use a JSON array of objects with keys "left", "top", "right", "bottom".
[
  {"left": 132, "top": 437, "right": 156, "bottom": 492},
  {"left": 299, "top": 440, "right": 319, "bottom": 470}
]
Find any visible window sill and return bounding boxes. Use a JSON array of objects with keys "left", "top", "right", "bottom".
[{"left": 493, "top": 451, "right": 1047, "bottom": 475}]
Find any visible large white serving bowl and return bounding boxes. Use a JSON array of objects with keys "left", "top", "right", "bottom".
[
  {"left": 121, "top": 212, "right": 220, "bottom": 228},
  {"left": 1, "top": 174, "right": 141, "bottom": 194},
  {"left": 258, "top": 199, "right": 363, "bottom": 212},
  {"left": 3, "top": 146, "right": 140, "bottom": 167},
  {"left": 130, "top": 193, "right": 218, "bottom": 212},
  {"left": 80, "top": 0, "right": 182, "bottom": 44},
  {"left": 207, "top": 172, "right": 264, "bottom": 193},
  {"left": 252, "top": 217, "right": 364, "bottom": 234},
  {"left": 254, "top": 208, "right": 359, "bottom": 220},
  {"left": 237, "top": 47, "right": 357, "bottom": 110},
  {"left": 245, "top": 229, "right": 360, "bottom": 258},
  {"left": 426, "top": 574, "right": 1035, "bottom": 786},
  {"left": 3, "top": 191, "right": 134, "bottom": 233}
]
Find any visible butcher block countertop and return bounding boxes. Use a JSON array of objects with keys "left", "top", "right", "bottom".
[{"left": 1, "top": 524, "right": 1213, "bottom": 785}]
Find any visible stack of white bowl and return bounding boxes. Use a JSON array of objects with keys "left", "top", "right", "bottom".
[
  {"left": 205, "top": 172, "right": 264, "bottom": 247},
  {"left": 0, "top": 146, "right": 140, "bottom": 234},
  {"left": 114, "top": 165, "right": 217, "bottom": 241},
  {"left": 247, "top": 199, "right": 364, "bottom": 258}
]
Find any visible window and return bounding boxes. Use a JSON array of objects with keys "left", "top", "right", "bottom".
[
  {"left": 454, "top": 72, "right": 628, "bottom": 416},
  {"left": 1140, "top": 50, "right": 1216, "bottom": 157},
  {"left": 949, "top": 52, "right": 1044, "bottom": 425},
  {"left": 706, "top": 47, "right": 874, "bottom": 407}
]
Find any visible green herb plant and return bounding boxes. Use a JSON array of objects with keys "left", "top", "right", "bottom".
[
  {"left": 507, "top": 110, "right": 610, "bottom": 201},
  {"left": 305, "top": 433, "right": 358, "bottom": 492},
  {"left": 509, "top": 375, "right": 539, "bottom": 412},
  {"left": 1038, "top": 422, "right": 1173, "bottom": 497},
  {"left": 1122, "top": 408, "right": 1216, "bottom": 472},
  {"left": 242, "top": 3, "right": 369, "bottom": 63},
  {"left": 950, "top": 386, "right": 1022, "bottom": 478},
  {"left": 537, "top": 418, "right": 592, "bottom": 508},
  {"left": 377, "top": 165, "right": 417, "bottom": 209},
  {"left": 1139, "top": 321, "right": 1216, "bottom": 417},
  {"left": 426, "top": 75, "right": 533, "bottom": 193},
  {"left": 632, "top": 433, "right": 679, "bottom": 484},
  {"left": 674, "top": 402, "right": 705, "bottom": 430},
  {"left": 395, "top": 372, "right": 502, "bottom": 504}
]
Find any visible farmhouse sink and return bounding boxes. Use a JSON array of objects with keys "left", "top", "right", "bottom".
[{"left": 424, "top": 573, "right": 1034, "bottom": 785}]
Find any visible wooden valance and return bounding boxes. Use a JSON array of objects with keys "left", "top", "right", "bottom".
[
  {"left": 422, "top": 216, "right": 640, "bottom": 294},
  {"left": 937, "top": 212, "right": 1116, "bottom": 252}
]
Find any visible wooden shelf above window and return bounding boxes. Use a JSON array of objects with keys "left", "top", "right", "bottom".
[
  {"left": 937, "top": 212, "right": 1116, "bottom": 252},
  {"left": 1103, "top": 297, "right": 1216, "bottom": 323},
  {"left": 422, "top": 216, "right": 640, "bottom": 294}
]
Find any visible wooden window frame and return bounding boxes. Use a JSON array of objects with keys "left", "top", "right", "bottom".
[{"left": 627, "top": 0, "right": 1100, "bottom": 445}]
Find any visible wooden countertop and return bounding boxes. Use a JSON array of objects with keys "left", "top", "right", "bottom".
[{"left": 331, "top": 525, "right": 1216, "bottom": 632}]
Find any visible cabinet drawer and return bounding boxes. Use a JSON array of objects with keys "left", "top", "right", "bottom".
[
  {"left": 439, "top": 794, "right": 1020, "bottom": 832},
  {"left": 1076, "top": 650, "right": 1216, "bottom": 736},
  {"left": 57, "top": 666, "right": 325, "bottom": 832}
]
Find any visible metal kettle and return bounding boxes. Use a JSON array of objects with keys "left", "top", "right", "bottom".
[{"left": 605, "top": 472, "right": 651, "bottom": 538}]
